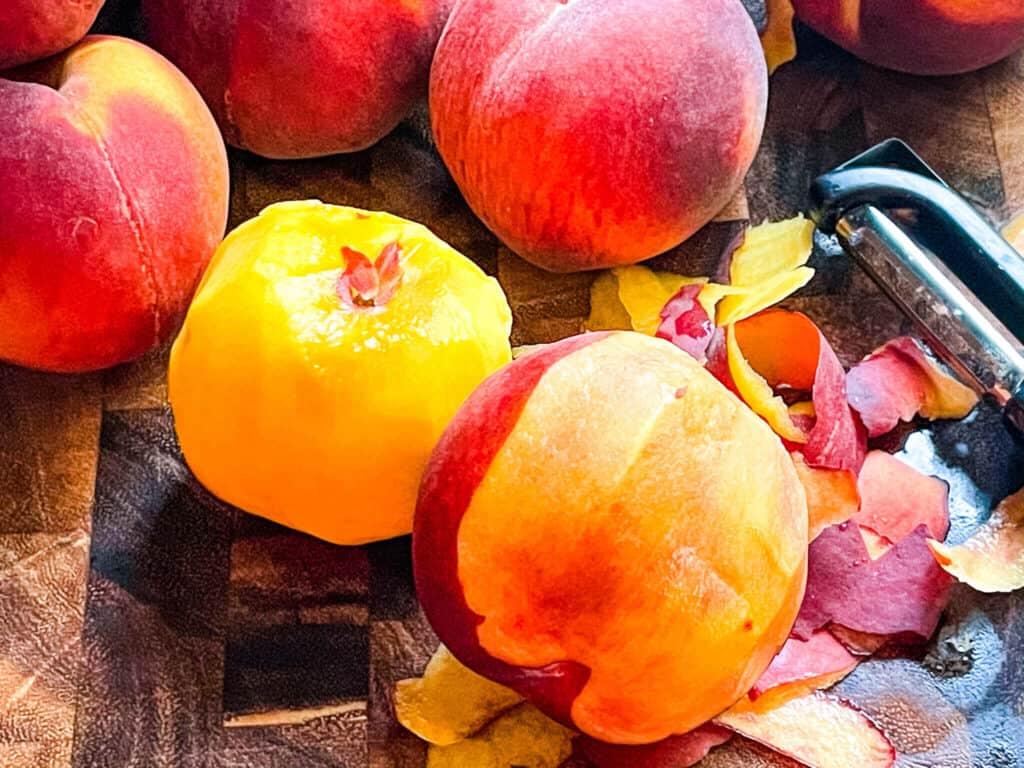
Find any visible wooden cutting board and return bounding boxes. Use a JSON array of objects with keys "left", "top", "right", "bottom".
[{"left": 3, "top": 10, "right": 1024, "bottom": 768}]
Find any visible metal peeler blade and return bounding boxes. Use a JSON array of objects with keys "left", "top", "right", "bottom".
[{"left": 809, "top": 139, "right": 1024, "bottom": 436}]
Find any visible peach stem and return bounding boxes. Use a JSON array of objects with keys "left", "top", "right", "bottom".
[{"left": 336, "top": 242, "right": 403, "bottom": 308}]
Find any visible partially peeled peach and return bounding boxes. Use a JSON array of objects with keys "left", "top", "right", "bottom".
[{"left": 413, "top": 331, "right": 808, "bottom": 744}]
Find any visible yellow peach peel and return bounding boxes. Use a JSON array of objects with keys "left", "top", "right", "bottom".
[
  {"left": 614, "top": 266, "right": 703, "bottom": 335},
  {"left": 727, "top": 325, "right": 808, "bottom": 443},
  {"left": 929, "top": 487, "right": 1024, "bottom": 593},
  {"left": 168, "top": 200, "right": 512, "bottom": 545},
  {"left": 586, "top": 216, "right": 815, "bottom": 338},
  {"left": 717, "top": 215, "right": 815, "bottom": 325},
  {"left": 426, "top": 704, "right": 574, "bottom": 768},
  {"left": 716, "top": 693, "right": 895, "bottom": 768},
  {"left": 1003, "top": 210, "right": 1024, "bottom": 253},
  {"left": 761, "top": 0, "right": 799, "bottom": 74},
  {"left": 586, "top": 266, "right": 734, "bottom": 336},
  {"left": 729, "top": 216, "right": 814, "bottom": 287},
  {"left": 394, "top": 645, "right": 523, "bottom": 746},
  {"left": 717, "top": 266, "right": 815, "bottom": 326}
]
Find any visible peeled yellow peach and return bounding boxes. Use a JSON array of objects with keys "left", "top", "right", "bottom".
[{"left": 169, "top": 201, "right": 512, "bottom": 544}]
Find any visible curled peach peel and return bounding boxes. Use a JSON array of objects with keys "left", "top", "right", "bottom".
[
  {"left": 425, "top": 703, "right": 574, "bottom": 768},
  {"left": 585, "top": 266, "right": 709, "bottom": 336},
  {"left": 760, "top": 0, "right": 799, "bottom": 74},
  {"left": 828, "top": 625, "right": 891, "bottom": 656},
  {"left": 716, "top": 693, "right": 895, "bottom": 768},
  {"left": 414, "top": 331, "right": 808, "bottom": 744},
  {"left": 730, "top": 309, "right": 865, "bottom": 472},
  {"left": 791, "top": 453, "right": 860, "bottom": 542},
  {"left": 656, "top": 284, "right": 714, "bottom": 361},
  {"left": 717, "top": 215, "right": 815, "bottom": 326},
  {"left": 929, "top": 486, "right": 1024, "bottom": 593},
  {"left": 615, "top": 267, "right": 701, "bottom": 335},
  {"left": 846, "top": 337, "right": 978, "bottom": 437},
  {"left": 855, "top": 451, "right": 950, "bottom": 543},
  {"left": 394, "top": 644, "right": 523, "bottom": 746},
  {"left": 732, "top": 631, "right": 859, "bottom": 715},
  {"left": 727, "top": 324, "right": 808, "bottom": 443},
  {"left": 793, "top": 522, "right": 954, "bottom": 641}
]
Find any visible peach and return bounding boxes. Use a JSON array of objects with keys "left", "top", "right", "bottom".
[
  {"left": 0, "top": 36, "right": 229, "bottom": 372},
  {"left": 140, "top": 0, "right": 452, "bottom": 159},
  {"left": 792, "top": 0, "right": 1024, "bottom": 75},
  {"left": 413, "top": 332, "right": 808, "bottom": 744},
  {"left": 429, "top": 0, "right": 767, "bottom": 272},
  {"left": 0, "top": 0, "right": 105, "bottom": 69}
]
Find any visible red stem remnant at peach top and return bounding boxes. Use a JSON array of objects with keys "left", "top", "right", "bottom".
[
  {"left": 336, "top": 242, "right": 403, "bottom": 308},
  {"left": 656, "top": 284, "right": 714, "bottom": 363}
]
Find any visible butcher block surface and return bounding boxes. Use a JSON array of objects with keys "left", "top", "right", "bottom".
[{"left": 3, "top": 9, "right": 1024, "bottom": 768}]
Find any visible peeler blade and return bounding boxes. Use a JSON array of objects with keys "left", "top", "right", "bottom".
[{"left": 810, "top": 140, "right": 1024, "bottom": 436}]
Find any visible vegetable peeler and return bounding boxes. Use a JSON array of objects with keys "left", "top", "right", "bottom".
[{"left": 809, "top": 139, "right": 1024, "bottom": 436}]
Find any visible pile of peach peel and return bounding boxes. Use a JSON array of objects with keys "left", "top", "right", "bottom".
[{"left": 394, "top": 218, "right": 1024, "bottom": 768}]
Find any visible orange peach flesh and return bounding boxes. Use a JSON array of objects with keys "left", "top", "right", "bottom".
[{"left": 453, "top": 333, "right": 807, "bottom": 743}]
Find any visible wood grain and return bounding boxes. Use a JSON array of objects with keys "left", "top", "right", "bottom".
[
  {"left": 0, "top": 366, "right": 100, "bottom": 767},
  {"left": 860, "top": 65, "right": 1006, "bottom": 220},
  {"left": 3, "top": 9, "right": 1024, "bottom": 768},
  {"left": 984, "top": 51, "right": 1024, "bottom": 217}
]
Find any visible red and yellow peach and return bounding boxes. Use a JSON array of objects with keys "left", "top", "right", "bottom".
[
  {"left": 429, "top": 0, "right": 767, "bottom": 272},
  {"left": 140, "top": 0, "right": 452, "bottom": 159},
  {"left": 413, "top": 332, "right": 808, "bottom": 744},
  {"left": 0, "top": 0, "right": 105, "bottom": 69},
  {"left": 0, "top": 36, "right": 229, "bottom": 372},
  {"left": 792, "top": 0, "right": 1024, "bottom": 75}
]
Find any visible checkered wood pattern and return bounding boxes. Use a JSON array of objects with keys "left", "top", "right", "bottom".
[{"left": 3, "top": 7, "right": 1024, "bottom": 767}]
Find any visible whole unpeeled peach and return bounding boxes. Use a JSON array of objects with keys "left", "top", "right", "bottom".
[
  {"left": 0, "top": 0, "right": 105, "bottom": 69},
  {"left": 414, "top": 332, "right": 808, "bottom": 744},
  {"left": 141, "top": 0, "right": 452, "bottom": 158},
  {"left": 792, "top": 0, "right": 1024, "bottom": 75},
  {"left": 429, "top": 0, "right": 767, "bottom": 272},
  {"left": 0, "top": 36, "right": 229, "bottom": 372}
]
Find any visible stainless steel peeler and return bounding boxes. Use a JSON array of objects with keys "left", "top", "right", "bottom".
[{"left": 809, "top": 139, "right": 1024, "bottom": 436}]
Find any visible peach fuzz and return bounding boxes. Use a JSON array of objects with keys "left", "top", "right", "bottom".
[
  {"left": 140, "top": 0, "right": 452, "bottom": 159},
  {"left": 0, "top": 36, "right": 229, "bottom": 372},
  {"left": 413, "top": 332, "right": 808, "bottom": 744},
  {"left": 792, "top": 0, "right": 1024, "bottom": 75},
  {"left": 0, "top": 0, "right": 104, "bottom": 69},
  {"left": 429, "top": 0, "right": 767, "bottom": 272}
]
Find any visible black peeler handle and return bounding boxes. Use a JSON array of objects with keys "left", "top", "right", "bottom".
[{"left": 809, "top": 165, "right": 1024, "bottom": 344}]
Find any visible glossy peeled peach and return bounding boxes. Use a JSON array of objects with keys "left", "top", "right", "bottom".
[
  {"left": 169, "top": 201, "right": 512, "bottom": 545},
  {"left": 414, "top": 332, "right": 808, "bottom": 744},
  {"left": 429, "top": 0, "right": 767, "bottom": 272},
  {"left": 0, "top": 0, "right": 104, "bottom": 69},
  {"left": 140, "top": 0, "right": 451, "bottom": 158},
  {"left": 0, "top": 36, "right": 229, "bottom": 372},
  {"left": 792, "top": 0, "right": 1024, "bottom": 75}
]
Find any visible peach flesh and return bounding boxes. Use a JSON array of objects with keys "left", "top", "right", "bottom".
[{"left": 414, "top": 332, "right": 808, "bottom": 744}]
